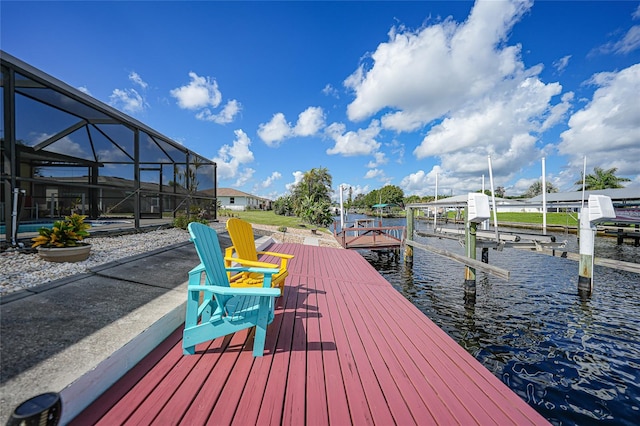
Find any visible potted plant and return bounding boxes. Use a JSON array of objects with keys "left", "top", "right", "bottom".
[{"left": 32, "top": 213, "right": 92, "bottom": 262}]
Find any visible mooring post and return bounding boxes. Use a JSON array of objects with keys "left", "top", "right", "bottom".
[
  {"left": 464, "top": 193, "right": 491, "bottom": 294},
  {"left": 578, "top": 211, "right": 595, "bottom": 294},
  {"left": 464, "top": 208, "right": 477, "bottom": 294},
  {"left": 404, "top": 206, "right": 414, "bottom": 264},
  {"left": 578, "top": 195, "right": 616, "bottom": 295}
]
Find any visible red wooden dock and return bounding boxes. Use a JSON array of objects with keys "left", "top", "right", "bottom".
[
  {"left": 335, "top": 220, "right": 405, "bottom": 250},
  {"left": 70, "top": 243, "right": 548, "bottom": 425}
]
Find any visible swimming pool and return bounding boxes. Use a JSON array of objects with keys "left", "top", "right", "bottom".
[{"left": 0, "top": 220, "right": 132, "bottom": 234}]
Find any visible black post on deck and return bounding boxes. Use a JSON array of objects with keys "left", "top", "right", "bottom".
[{"left": 464, "top": 206, "right": 477, "bottom": 294}]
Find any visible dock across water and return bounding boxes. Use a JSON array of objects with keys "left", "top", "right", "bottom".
[
  {"left": 70, "top": 242, "right": 548, "bottom": 425},
  {"left": 334, "top": 218, "right": 405, "bottom": 251}
]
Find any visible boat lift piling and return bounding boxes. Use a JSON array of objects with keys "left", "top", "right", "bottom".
[
  {"left": 404, "top": 193, "right": 509, "bottom": 295},
  {"left": 464, "top": 193, "right": 492, "bottom": 294},
  {"left": 406, "top": 192, "right": 621, "bottom": 296},
  {"left": 578, "top": 195, "right": 616, "bottom": 295}
]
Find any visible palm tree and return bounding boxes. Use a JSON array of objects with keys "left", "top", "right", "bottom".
[{"left": 575, "top": 167, "right": 631, "bottom": 190}]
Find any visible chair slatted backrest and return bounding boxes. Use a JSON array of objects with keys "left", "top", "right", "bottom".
[
  {"left": 188, "top": 223, "right": 233, "bottom": 304},
  {"left": 226, "top": 218, "right": 259, "bottom": 262}
]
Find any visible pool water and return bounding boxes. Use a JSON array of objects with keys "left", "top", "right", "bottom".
[
  {"left": 0, "top": 222, "right": 55, "bottom": 234},
  {"left": 0, "top": 220, "right": 132, "bottom": 234}
]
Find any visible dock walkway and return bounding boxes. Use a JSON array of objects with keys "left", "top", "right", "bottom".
[{"left": 71, "top": 243, "right": 548, "bottom": 425}]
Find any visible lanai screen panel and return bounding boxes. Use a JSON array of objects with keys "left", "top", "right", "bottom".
[{"left": 1, "top": 51, "right": 216, "bottom": 226}]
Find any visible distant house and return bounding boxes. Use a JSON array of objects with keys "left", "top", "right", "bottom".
[{"left": 215, "top": 188, "right": 271, "bottom": 211}]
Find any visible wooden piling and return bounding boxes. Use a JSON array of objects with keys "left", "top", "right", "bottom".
[
  {"left": 464, "top": 211, "right": 477, "bottom": 294},
  {"left": 405, "top": 207, "right": 414, "bottom": 264},
  {"left": 578, "top": 211, "right": 595, "bottom": 294}
]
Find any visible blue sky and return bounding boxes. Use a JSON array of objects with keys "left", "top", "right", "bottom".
[{"left": 2, "top": 0, "right": 639, "bottom": 201}]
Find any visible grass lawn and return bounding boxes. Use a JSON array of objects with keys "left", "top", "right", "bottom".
[
  {"left": 220, "top": 210, "right": 332, "bottom": 232},
  {"left": 444, "top": 211, "right": 578, "bottom": 227},
  {"left": 496, "top": 212, "right": 578, "bottom": 227}
]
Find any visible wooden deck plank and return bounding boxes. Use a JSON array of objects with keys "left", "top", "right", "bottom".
[
  {"left": 204, "top": 333, "right": 258, "bottom": 424},
  {"left": 325, "top": 275, "right": 397, "bottom": 424},
  {"left": 167, "top": 332, "right": 239, "bottom": 425},
  {"left": 146, "top": 333, "right": 239, "bottom": 425},
  {"left": 322, "top": 277, "right": 375, "bottom": 425},
  {"left": 148, "top": 333, "right": 228, "bottom": 424},
  {"left": 229, "top": 285, "right": 290, "bottom": 426},
  {"left": 343, "top": 234, "right": 402, "bottom": 250},
  {"left": 92, "top": 334, "right": 190, "bottom": 425},
  {"left": 329, "top": 276, "right": 417, "bottom": 425},
  {"left": 313, "top": 269, "right": 351, "bottom": 425},
  {"left": 282, "top": 276, "right": 309, "bottom": 426},
  {"left": 377, "top": 278, "right": 541, "bottom": 425},
  {"left": 369, "top": 279, "right": 516, "bottom": 423},
  {"left": 67, "top": 327, "right": 182, "bottom": 426},
  {"left": 255, "top": 277, "right": 297, "bottom": 425},
  {"left": 303, "top": 275, "right": 330, "bottom": 426},
  {"left": 352, "top": 281, "right": 481, "bottom": 424},
  {"left": 338, "top": 256, "right": 458, "bottom": 423},
  {"left": 316, "top": 248, "right": 377, "bottom": 424},
  {"left": 343, "top": 281, "right": 455, "bottom": 425},
  {"left": 126, "top": 337, "right": 221, "bottom": 424},
  {"left": 71, "top": 242, "right": 549, "bottom": 426}
]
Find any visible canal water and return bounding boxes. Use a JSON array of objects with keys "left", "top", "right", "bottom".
[{"left": 342, "top": 215, "right": 640, "bottom": 425}]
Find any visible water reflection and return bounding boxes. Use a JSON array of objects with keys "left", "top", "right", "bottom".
[{"left": 355, "top": 216, "right": 640, "bottom": 425}]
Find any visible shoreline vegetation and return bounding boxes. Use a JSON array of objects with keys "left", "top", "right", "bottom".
[
  {"left": 230, "top": 210, "right": 638, "bottom": 240},
  {"left": 226, "top": 210, "right": 583, "bottom": 231}
]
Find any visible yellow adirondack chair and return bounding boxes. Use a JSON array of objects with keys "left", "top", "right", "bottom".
[{"left": 225, "top": 218, "right": 294, "bottom": 296}]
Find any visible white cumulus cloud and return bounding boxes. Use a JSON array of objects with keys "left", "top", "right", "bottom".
[
  {"left": 109, "top": 88, "right": 147, "bottom": 114},
  {"left": 196, "top": 99, "right": 242, "bottom": 124},
  {"left": 171, "top": 72, "right": 241, "bottom": 124},
  {"left": 558, "top": 64, "right": 640, "bottom": 180},
  {"left": 258, "top": 107, "right": 325, "bottom": 147},
  {"left": 325, "top": 120, "right": 381, "bottom": 156},
  {"left": 213, "top": 129, "right": 255, "bottom": 180},
  {"left": 171, "top": 72, "right": 221, "bottom": 110},
  {"left": 262, "top": 171, "right": 282, "bottom": 188},
  {"left": 345, "top": 0, "right": 533, "bottom": 130}
]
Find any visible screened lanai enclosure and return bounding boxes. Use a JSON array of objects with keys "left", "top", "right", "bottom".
[{"left": 1, "top": 51, "right": 217, "bottom": 245}]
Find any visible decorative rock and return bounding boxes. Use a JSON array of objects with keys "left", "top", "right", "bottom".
[
  {"left": 0, "top": 228, "right": 191, "bottom": 295},
  {"left": 0, "top": 222, "right": 342, "bottom": 296}
]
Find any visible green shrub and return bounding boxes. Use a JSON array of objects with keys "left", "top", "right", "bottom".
[{"left": 173, "top": 213, "right": 209, "bottom": 230}]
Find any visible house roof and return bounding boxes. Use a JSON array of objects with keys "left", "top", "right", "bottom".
[
  {"left": 216, "top": 187, "right": 270, "bottom": 200},
  {"left": 528, "top": 188, "right": 640, "bottom": 203},
  {"left": 407, "top": 188, "right": 640, "bottom": 209}
]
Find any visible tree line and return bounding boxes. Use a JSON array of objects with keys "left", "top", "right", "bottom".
[{"left": 271, "top": 166, "right": 630, "bottom": 226}]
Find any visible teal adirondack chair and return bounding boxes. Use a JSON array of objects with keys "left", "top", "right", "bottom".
[{"left": 184, "top": 222, "right": 280, "bottom": 357}]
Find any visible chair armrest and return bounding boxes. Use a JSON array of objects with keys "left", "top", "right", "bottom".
[
  {"left": 226, "top": 266, "right": 280, "bottom": 276},
  {"left": 258, "top": 251, "right": 294, "bottom": 259},
  {"left": 187, "top": 285, "right": 280, "bottom": 297},
  {"left": 224, "top": 257, "right": 279, "bottom": 269},
  {"left": 189, "top": 263, "right": 205, "bottom": 275}
]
